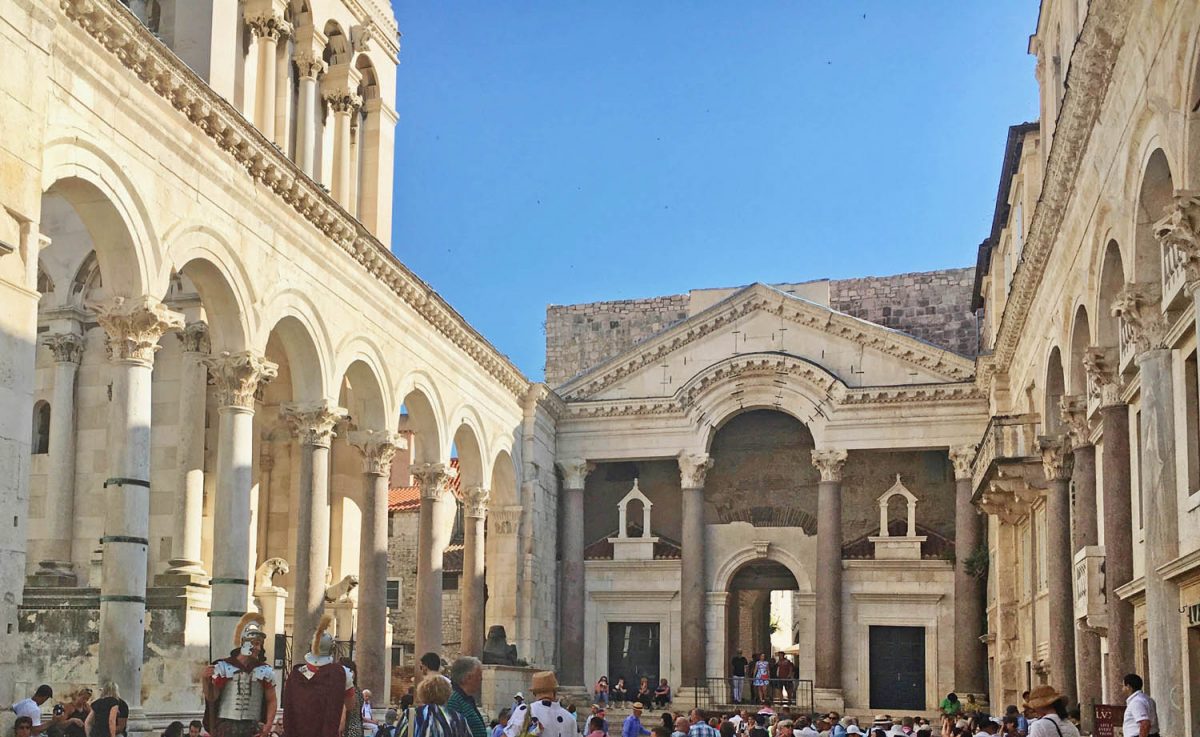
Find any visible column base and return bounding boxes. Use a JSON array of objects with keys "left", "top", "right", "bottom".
[
  {"left": 27, "top": 561, "right": 77, "bottom": 587},
  {"left": 164, "top": 558, "right": 208, "bottom": 577},
  {"left": 812, "top": 687, "right": 845, "bottom": 713},
  {"left": 125, "top": 706, "right": 151, "bottom": 737},
  {"left": 154, "top": 566, "right": 210, "bottom": 588}
]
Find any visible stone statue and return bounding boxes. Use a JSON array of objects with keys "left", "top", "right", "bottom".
[
  {"left": 255, "top": 557, "right": 290, "bottom": 592},
  {"left": 482, "top": 625, "right": 518, "bottom": 665},
  {"left": 323, "top": 574, "right": 359, "bottom": 603}
]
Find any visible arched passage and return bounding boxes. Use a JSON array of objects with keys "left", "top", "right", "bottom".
[
  {"left": 723, "top": 558, "right": 803, "bottom": 705},
  {"left": 1068, "top": 306, "right": 1091, "bottom": 396},
  {"left": 1096, "top": 240, "right": 1125, "bottom": 348},
  {"left": 1133, "top": 149, "right": 1174, "bottom": 298},
  {"left": 1044, "top": 347, "right": 1066, "bottom": 434}
]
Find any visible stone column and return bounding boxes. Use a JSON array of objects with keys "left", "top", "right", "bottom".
[
  {"left": 1083, "top": 348, "right": 1135, "bottom": 698},
  {"left": 348, "top": 430, "right": 402, "bottom": 696},
  {"left": 811, "top": 448, "right": 847, "bottom": 693},
  {"left": 1061, "top": 396, "right": 1101, "bottom": 727},
  {"left": 165, "top": 322, "right": 210, "bottom": 578},
  {"left": 322, "top": 65, "right": 363, "bottom": 210},
  {"left": 948, "top": 445, "right": 986, "bottom": 695},
  {"left": 246, "top": 10, "right": 291, "bottom": 140},
  {"left": 1114, "top": 285, "right": 1184, "bottom": 735},
  {"left": 357, "top": 98, "right": 398, "bottom": 241},
  {"left": 32, "top": 331, "right": 84, "bottom": 583},
  {"left": 413, "top": 462, "right": 457, "bottom": 657},
  {"left": 204, "top": 351, "right": 278, "bottom": 652},
  {"left": 94, "top": 296, "right": 184, "bottom": 719},
  {"left": 679, "top": 452, "right": 713, "bottom": 687},
  {"left": 461, "top": 486, "right": 490, "bottom": 658},
  {"left": 556, "top": 458, "right": 592, "bottom": 686},
  {"left": 1038, "top": 434, "right": 1077, "bottom": 705},
  {"left": 294, "top": 49, "right": 325, "bottom": 177},
  {"left": 281, "top": 400, "right": 346, "bottom": 660}
]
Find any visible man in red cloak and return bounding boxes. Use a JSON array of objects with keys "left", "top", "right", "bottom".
[
  {"left": 283, "top": 613, "right": 357, "bottom": 737},
  {"left": 202, "top": 612, "right": 278, "bottom": 737}
]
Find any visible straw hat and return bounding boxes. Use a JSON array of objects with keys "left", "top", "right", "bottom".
[
  {"left": 1023, "top": 685, "right": 1064, "bottom": 710},
  {"left": 632, "top": 702, "right": 645, "bottom": 712},
  {"left": 531, "top": 671, "right": 559, "bottom": 698}
]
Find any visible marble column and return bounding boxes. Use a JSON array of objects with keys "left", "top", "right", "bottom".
[
  {"left": 413, "top": 462, "right": 457, "bottom": 657},
  {"left": 165, "top": 322, "right": 210, "bottom": 578},
  {"left": 322, "top": 66, "right": 362, "bottom": 210},
  {"left": 294, "top": 50, "right": 325, "bottom": 178},
  {"left": 1060, "top": 396, "right": 1101, "bottom": 728},
  {"left": 281, "top": 400, "right": 346, "bottom": 661},
  {"left": 555, "top": 458, "right": 592, "bottom": 686},
  {"left": 204, "top": 351, "right": 277, "bottom": 653},
  {"left": 246, "top": 11, "right": 291, "bottom": 140},
  {"left": 94, "top": 296, "right": 184, "bottom": 719},
  {"left": 348, "top": 430, "right": 402, "bottom": 696},
  {"left": 948, "top": 445, "right": 986, "bottom": 695},
  {"left": 811, "top": 448, "right": 847, "bottom": 692},
  {"left": 679, "top": 452, "right": 713, "bottom": 686},
  {"left": 33, "top": 331, "right": 84, "bottom": 583},
  {"left": 1038, "top": 434, "right": 1077, "bottom": 705},
  {"left": 1082, "top": 347, "right": 1135, "bottom": 698},
  {"left": 461, "top": 486, "right": 490, "bottom": 658}
]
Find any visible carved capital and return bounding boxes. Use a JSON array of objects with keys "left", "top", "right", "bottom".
[
  {"left": 556, "top": 458, "right": 594, "bottom": 489},
  {"left": 245, "top": 11, "right": 292, "bottom": 41},
  {"left": 677, "top": 452, "right": 713, "bottom": 489},
  {"left": 1154, "top": 191, "right": 1200, "bottom": 282},
  {"left": 93, "top": 296, "right": 184, "bottom": 365},
  {"left": 811, "top": 448, "right": 848, "bottom": 483},
  {"left": 347, "top": 430, "right": 405, "bottom": 476},
  {"left": 463, "top": 486, "right": 490, "bottom": 519},
  {"left": 1059, "top": 394, "right": 1091, "bottom": 448},
  {"left": 202, "top": 351, "right": 277, "bottom": 409},
  {"left": 947, "top": 444, "right": 977, "bottom": 481},
  {"left": 1112, "top": 283, "right": 1167, "bottom": 355},
  {"left": 176, "top": 321, "right": 211, "bottom": 354},
  {"left": 281, "top": 401, "right": 347, "bottom": 448},
  {"left": 295, "top": 51, "right": 327, "bottom": 81},
  {"left": 1038, "top": 435, "right": 1074, "bottom": 482},
  {"left": 323, "top": 91, "right": 362, "bottom": 115},
  {"left": 413, "top": 462, "right": 457, "bottom": 501},
  {"left": 1082, "top": 346, "right": 1122, "bottom": 408},
  {"left": 41, "top": 332, "right": 84, "bottom": 364}
]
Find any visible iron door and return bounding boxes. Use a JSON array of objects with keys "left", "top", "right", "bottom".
[
  {"left": 608, "top": 622, "right": 660, "bottom": 689},
  {"left": 868, "top": 625, "right": 926, "bottom": 710}
]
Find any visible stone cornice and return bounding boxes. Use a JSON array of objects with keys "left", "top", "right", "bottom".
[
  {"left": 558, "top": 284, "right": 975, "bottom": 400},
  {"left": 990, "top": 0, "right": 1131, "bottom": 370},
  {"left": 60, "top": 0, "right": 528, "bottom": 398}
]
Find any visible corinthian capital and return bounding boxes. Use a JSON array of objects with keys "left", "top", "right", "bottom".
[
  {"left": 413, "top": 462, "right": 457, "bottom": 501},
  {"left": 177, "top": 321, "right": 211, "bottom": 354},
  {"left": 1038, "top": 435, "right": 1073, "bottom": 481},
  {"left": 463, "top": 486, "right": 491, "bottom": 519},
  {"left": 203, "top": 351, "right": 278, "bottom": 409},
  {"left": 1154, "top": 191, "right": 1200, "bottom": 280},
  {"left": 948, "top": 445, "right": 977, "bottom": 481},
  {"left": 1111, "top": 283, "right": 1167, "bottom": 355},
  {"left": 281, "top": 400, "right": 347, "bottom": 448},
  {"left": 41, "top": 332, "right": 84, "bottom": 364},
  {"left": 1082, "top": 346, "right": 1122, "bottom": 408},
  {"left": 347, "top": 430, "right": 405, "bottom": 476},
  {"left": 295, "top": 51, "right": 327, "bottom": 81},
  {"left": 323, "top": 91, "right": 363, "bottom": 115},
  {"left": 1059, "top": 394, "right": 1091, "bottom": 449},
  {"left": 93, "top": 296, "right": 185, "bottom": 365},
  {"left": 811, "top": 448, "right": 848, "bottom": 483},
  {"left": 677, "top": 452, "right": 713, "bottom": 489},
  {"left": 556, "top": 458, "right": 594, "bottom": 489},
  {"left": 245, "top": 11, "right": 292, "bottom": 41}
]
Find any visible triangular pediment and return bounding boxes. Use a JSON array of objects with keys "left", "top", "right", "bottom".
[{"left": 559, "top": 283, "right": 975, "bottom": 401}]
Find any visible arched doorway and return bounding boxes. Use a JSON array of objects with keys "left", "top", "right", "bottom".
[{"left": 724, "top": 559, "right": 804, "bottom": 707}]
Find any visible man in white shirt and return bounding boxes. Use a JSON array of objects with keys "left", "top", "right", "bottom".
[
  {"left": 1120, "top": 674, "right": 1158, "bottom": 737},
  {"left": 11, "top": 685, "right": 53, "bottom": 736},
  {"left": 797, "top": 717, "right": 820, "bottom": 737}
]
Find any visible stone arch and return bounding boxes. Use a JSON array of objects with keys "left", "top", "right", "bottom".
[
  {"left": 257, "top": 289, "right": 335, "bottom": 398},
  {"left": 337, "top": 359, "right": 389, "bottom": 432},
  {"left": 712, "top": 544, "right": 813, "bottom": 594},
  {"left": 451, "top": 415, "right": 486, "bottom": 488},
  {"left": 160, "top": 222, "right": 259, "bottom": 345},
  {"left": 1067, "top": 305, "right": 1091, "bottom": 396},
  {"left": 1181, "top": 22, "right": 1200, "bottom": 188},
  {"left": 1044, "top": 346, "right": 1066, "bottom": 435},
  {"left": 877, "top": 475, "right": 919, "bottom": 537},
  {"left": 41, "top": 136, "right": 163, "bottom": 298},
  {"left": 322, "top": 20, "right": 351, "bottom": 65},
  {"left": 31, "top": 400, "right": 51, "bottom": 455},
  {"left": 1095, "top": 239, "right": 1126, "bottom": 348},
  {"left": 171, "top": 253, "right": 253, "bottom": 354},
  {"left": 397, "top": 375, "right": 445, "bottom": 465},
  {"left": 1132, "top": 148, "right": 1176, "bottom": 300},
  {"left": 333, "top": 335, "right": 396, "bottom": 426},
  {"left": 489, "top": 449, "right": 518, "bottom": 507},
  {"left": 262, "top": 314, "right": 327, "bottom": 402}
]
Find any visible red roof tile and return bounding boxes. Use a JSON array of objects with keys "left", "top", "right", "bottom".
[
  {"left": 584, "top": 526, "right": 682, "bottom": 560},
  {"left": 841, "top": 520, "right": 955, "bottom": 560},
  {"left": 388, "top": 458, "right": 462, "bottom": 513}
]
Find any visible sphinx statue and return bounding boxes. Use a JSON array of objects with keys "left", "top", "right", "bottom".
[{"left": 482, "top": 625, "right": 519, "bottom": 665}]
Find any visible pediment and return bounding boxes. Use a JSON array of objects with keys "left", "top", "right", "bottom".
[{"left": 559, "top": 283, "right": 975, "bottom": 401}]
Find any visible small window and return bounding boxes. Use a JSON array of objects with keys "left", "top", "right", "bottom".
[
  {"left": 31, "top": 401, "right": 50, "bottom": 455},
  {"left": 391, "top": 646, "right": 402, "bottom": 668},
  {"left": 386, "top": 579, "right": 400, "bottom": 609},
  {"left": 442, "top": 573, "right": 459, "bottom": 591},
  {"left": 1185, "top": 351, "right": 1199, "bottom": 493}
]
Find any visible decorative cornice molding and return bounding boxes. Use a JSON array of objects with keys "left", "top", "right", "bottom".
[
  {"left": 59, "top": 0, "right": 529, "bottom": 398},
  {"left": 990, "top": 0, "right": 1131, "bottom": 368}
]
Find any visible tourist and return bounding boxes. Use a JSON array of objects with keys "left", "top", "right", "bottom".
[
  {"left": 775, "top": 655, "right": 794, "bottom": 704},
  {"left": 447, "top": 657, "right": 488, "bottom": 737},
  {"left": 589, "top": 706, "right": 608, "bottom": 736},
  {"left": 719, "top": 723, "right": 736, "bottom": 737},
  {"left": 748, "top": 715, "right": 767, "bottom": 737},
  {"left": 940, "top": 696, "right": 961, "bottom": 720},
  {"left": 962, "top": 698, "right": 980, "bottom": 719},
  {"left": 796, "top": 718, "right": 818, "bottom": 737},
  {"left": 14, "top": 718, "right": 35, "bottom": 737},
  {"left": 672, "top": 716, "right": 690, "bottom": 737},
  {"left": 611, "top": 680, "right": 628, "bottom": 709},
  {"left": 635, "top": 679, "right": 654, "bottom": 707},
  {"left": 845, "top": 728, "right": 862, "bottom": 737},
  {"left": 730, "top": 651, "right": 747, "bottom": 705},
  {"left": 490, "top": 709, "right": 510, "bottom": 737},
  {"left": 751, "top": 655, "right": 769, "bottom": 705},
  {"left": 64, "top": 690, "right": 91, "bottom": 737},
  {"left": 506, "top": 671, "right": 576, "bottom": 737},
  {"left": 84, "top": 683, "right": 127, "bottom": 737},
  {"left": 362, "top": 690, "right": 381, "bottom": 737},
  {"left": 12, "top": 686, "right": 54, "bottom": 736},
  {"left": 594, "top": 677, "right": 610, "bottom": 707},
  {"left": 343, "top": 659, "right": 366, "bottom": 737},
  {"left": 420, "top": 653, "right": 443, "bottom": 678},
  {"left": 162, "top": 723, "right": 185, "bottom": 737},
  {"left": 411, "top": 675, "right": 470, "bottom": 737},
  {"left": 775, "top": 722, "right": 793, "bottom": 737},
  {"left": 1022, "top": 686, "right": 1078, "bottom": 737},
  {"left": 1120, "top": 674, "right": 1158, "bottom": 737},
  {"left": 586, "top": 719, "right": 606, "bottom": 737},
  {"left": 654, "top": 681, "right": 671, "bottom": 708},
  {"left": 187, "top": 721, "right": 203, "bottom": 737},
  {"left": 623, "top": 703, "right": 650, "bottom": 737}
]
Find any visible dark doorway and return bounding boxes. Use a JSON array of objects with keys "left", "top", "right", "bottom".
[
  {"left": 868, "top": 625, "right": 926, "bottom": 710},
  {"left": 609, "top": 623, "right": 660, "bottom": 688}
]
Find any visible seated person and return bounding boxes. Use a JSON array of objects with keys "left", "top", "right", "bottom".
[
  {"left": 653, "top": 680, "right": 671, "bottom": 707},
  {"left": 635, "top": 678, "right": 654, "bottom": 706},
  {"left": 610, "top": 678, "right": 629, "bottom": 706}
]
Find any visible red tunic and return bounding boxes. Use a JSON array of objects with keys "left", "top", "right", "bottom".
[{"left": 283, "top": 663, "right": 347, "bottom": 737}]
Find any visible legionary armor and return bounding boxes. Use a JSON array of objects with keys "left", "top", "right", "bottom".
[{"left": 216, "top": 667, "right": 269, "bottom": 721}]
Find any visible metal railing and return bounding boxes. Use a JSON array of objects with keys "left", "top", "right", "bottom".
[{"left": 692, "top": 678, "right": 814, "bottom": 717}]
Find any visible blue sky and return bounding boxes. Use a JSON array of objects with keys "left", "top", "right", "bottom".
[{"left": 388, "top": 2, "right": 1041, "bottom": 381}]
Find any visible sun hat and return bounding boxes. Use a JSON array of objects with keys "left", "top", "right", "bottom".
[
  {"left": 632, "top": 702, "right": 645, "bottom": 711},
  {"left": 531, "top": 672, "right": 559, "bottom": 698},
  {"left": 847, "top": 727, "right": 864, "bottom": 736},
  {"left": 1023, "top": 685, "right": 1064, "bottom": 711}
]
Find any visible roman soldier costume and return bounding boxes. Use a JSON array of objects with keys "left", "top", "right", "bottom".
[
  {"left": 505, "top": 672, "right": 578, "bottom": 737},
  {"left": 283, "top": 614, "right": 355, "bottom": 737},
  {"left": 206, "top": 613, "right": 277, "bottom": 737}
]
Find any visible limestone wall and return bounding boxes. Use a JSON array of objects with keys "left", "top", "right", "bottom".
[
  {"left": 544, "top": 295, "right": 689, "bottom": 386},
  {"left": 387, "top": 511, "right": 463, "bottom": 659}
]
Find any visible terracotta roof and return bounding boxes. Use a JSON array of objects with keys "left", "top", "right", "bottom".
[
  {"left": 841, "top": 520, "right": 955, "bottom": 560},
  {"left": 388, "top": 458, "right": 462, "bottom": 513},
  {"left": 443, "top": 543, "right": 464, "bottom": 574},
  {"left": 584, "top": 526, "right": 682, "bottom": 560}
]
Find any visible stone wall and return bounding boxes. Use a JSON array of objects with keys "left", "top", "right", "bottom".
[
  {"left": 828, "top": 267, "right": 979, "bottom": 358},
  {"left": 386, "top": 511, "right": 463, "bottom": 660},
  {"left": 544, "top": 295, "right": 689, "bottom": 386}
]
